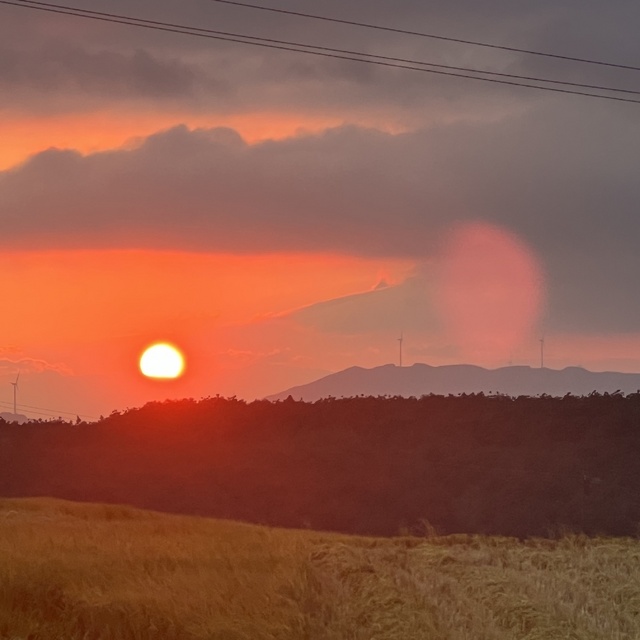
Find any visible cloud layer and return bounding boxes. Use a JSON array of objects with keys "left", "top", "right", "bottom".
[
  {"left": 2, "top": 101, "right": 640, "bottom": 334},
  {"left": 3, "top": 0, "right": 639, "bottom": 118}
]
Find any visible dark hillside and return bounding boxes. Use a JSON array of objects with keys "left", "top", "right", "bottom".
[{"left": 1, "top": 394, "right": 640, "bottom": 537}]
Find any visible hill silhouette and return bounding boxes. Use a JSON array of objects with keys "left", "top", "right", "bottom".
[{"left": 267, "top": 363, "right": 640, "bottom": 401}]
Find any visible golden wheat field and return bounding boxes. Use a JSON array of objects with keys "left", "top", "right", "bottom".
[{"left": 1, "top": 499, "right": 640, "bottom": 639}]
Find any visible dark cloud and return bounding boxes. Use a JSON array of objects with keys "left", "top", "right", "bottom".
[
  {"left": 0, "top": 124, "right": 444, "bottom": 255},
  {"left": 0, "top": 43, "right": 229, "bottom": 106},
  {"left": 1, "top": 99, "right": 640, "bottom": 333},
  {"left": 4, "top": 0, "right": 637, "bottom": 116},
  {"left": 0, "top": 36, "right": 526, "bottom": 118}
]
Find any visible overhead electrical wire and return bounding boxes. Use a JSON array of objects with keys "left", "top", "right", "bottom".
[
  {"left": 209, "top": 0, "right": 640, "bottom": 74},
  {"left": 7, "top": 0, "right": 640, "bottom": 98},
  {"left": 2, "top": 0, "right": 639, "bottom": 104},
  {"left": 18, "top": 401, "right": 97, "bottom": 420},
  {"left": 0, "top": 399, "right": 96, "bottom": 421}
]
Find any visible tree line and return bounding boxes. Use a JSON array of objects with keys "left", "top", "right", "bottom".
[{"left": 1, "top": 393, "right": 639, "bottom": 538}]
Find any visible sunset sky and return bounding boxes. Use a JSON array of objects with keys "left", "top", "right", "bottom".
[{"left": 2, "top": 0, "right": 640, "bottom": 420}]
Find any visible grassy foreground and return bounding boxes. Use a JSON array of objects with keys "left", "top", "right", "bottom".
[{"left": 1, "top": 499, "right": 640, "bottom": 639}]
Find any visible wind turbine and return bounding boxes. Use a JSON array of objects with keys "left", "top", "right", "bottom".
[
  {"left": 10, "top": 372, "right": 19, "bottom": 415},
  {"left": 398, "top": 332, "right": 404, "bottom": 368}
]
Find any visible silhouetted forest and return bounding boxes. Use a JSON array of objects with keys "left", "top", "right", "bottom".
[{"left": 1, "top": 393, "right": 640, "bottom": 538}]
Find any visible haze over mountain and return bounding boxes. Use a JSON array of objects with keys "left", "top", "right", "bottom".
[{"left": 267, "top": 363, "right": 640, "bottom": 401}]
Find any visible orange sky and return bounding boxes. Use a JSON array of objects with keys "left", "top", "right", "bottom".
[
  {"left": 3, "top": 238, "right": 639, "bottom": 420},
  {"left": 0, "top": 109, "right": 409, "bottom": 171},
  {"left": 0, "top": 112, "right": 326, "bottom": 170},
  {"left": 2, "top": 0, "right": 640, "bottom": 420},
  {"left": 2, "top": 119, "right": 640, "bottom": 419},
  {"left": 0, "top": 248, "right": 416, "bottom": 416},
  {"left": 1, "top": 249, "right": 414, "bottom": 348},
  {"left": 0, "top": 109, "right": 419, "bottom": 418}
]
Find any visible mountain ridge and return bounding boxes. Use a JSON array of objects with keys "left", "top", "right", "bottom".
[{"left": 267, "top": 363, "right": 640, "bottom": 401}]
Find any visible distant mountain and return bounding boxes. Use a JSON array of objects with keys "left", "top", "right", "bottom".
[{"left": 266, "top": 363, "right": 640, "bottom": 401}]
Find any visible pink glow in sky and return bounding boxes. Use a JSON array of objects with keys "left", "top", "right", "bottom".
[{"left": 437, "top": 223, "right": 544, "bottom": 363}]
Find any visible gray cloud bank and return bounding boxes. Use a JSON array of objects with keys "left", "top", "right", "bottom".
[
  {"left": 2, "top": 97, "right": 640, "bottom": 333},
  {"left": 2, "top": 0, "right": 639, "bottom": 116},
  {"left": 0, "top": 44, "right": 211, "bottom": 101},
  {"left": 288, "top": 276, "right": 442, "bottom": 336}
]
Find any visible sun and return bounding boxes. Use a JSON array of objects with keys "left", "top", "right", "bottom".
[{"left": 139, "top": 343, "right": 185, "bottom": 379}]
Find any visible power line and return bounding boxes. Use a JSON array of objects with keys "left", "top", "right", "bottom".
[
  {"left": 0, "top": 403, "right": 77, "bottom": 420},
  {"left": 4, "top": 0, "right": 639, "bottom": 100},
  {"left": 0, "top": 399, "right": 96, "bottom": 420},
  {"left": 1, "top": 1, "right": 639, "bottom": 105},
  {"left": 24, "top": 0, "right": 638, "bottom": 97},
  {"left": 209, "top": 0, "right": 640, "bottom": 74},
  {"left": 20, "top": 402, "right": 97, "bottom": 420}
]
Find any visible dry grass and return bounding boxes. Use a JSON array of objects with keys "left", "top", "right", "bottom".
[
  {"left": 304, "top": 535, "right": 640, "bottom": 639},
  {"left": 1, "top": 499, "right": 640, "bottom": 639},
  {"left": 0, "top": 498, "right": 311, "bottom": 639}
]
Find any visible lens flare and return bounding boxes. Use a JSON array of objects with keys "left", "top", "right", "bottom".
[{"left": 437, "top": 222, "right": 545, "bottom": 362}]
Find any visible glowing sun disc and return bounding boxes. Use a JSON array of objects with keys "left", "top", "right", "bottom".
[{"left": 139, "top": 343, "right": 185, "bottom": 379}]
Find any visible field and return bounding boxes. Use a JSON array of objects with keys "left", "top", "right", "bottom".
[{"left": 1, "top": 499, "right": 640, "bottom": 639}]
